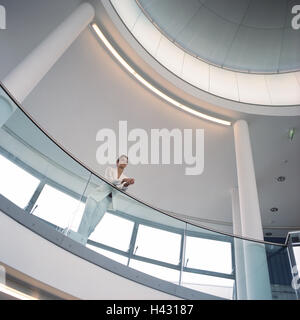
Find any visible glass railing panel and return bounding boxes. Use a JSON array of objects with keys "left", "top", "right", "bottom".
[
  {"left": 0, "top": 153, "right": 40, "bottom": 209},
  {"left": 0, "top": 88, "right": 92, "bottom": 232},
  {"left": 67, "top": 173, "right": 135, "bottom": 250},
  {"left": 182, "top": 223, "right": 235, "bottom": 299},
  {"left": 71, "top": 172, "right": 187, "bottom": 284},
  {"left": 134, "top": 224, "right": 182, "bottom": 265},
  {"left": 184, "top": 235, "right": 232, "bottom": 274},
  {"left": 181, "top": 272, "right": 235, "bottom": 300},
  {"left": 88, "top": 212, "right": 134, "bottom": 252},
  {"left": 33, "top": 183, "right": 86, "bottom": 230}
]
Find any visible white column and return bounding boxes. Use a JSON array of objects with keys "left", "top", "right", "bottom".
[
  {"left": 231, "top": 187, "right": 247, "bottom": 300},
  {"left": 1, "top": 2, "right": 95, "bottom": 124},
  {"left": 233, "top": 120, "right": 272, "bottom": 300}
]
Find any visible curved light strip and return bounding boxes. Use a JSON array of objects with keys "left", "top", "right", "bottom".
[{"left": 91, "top": 23, "right": 231, "bottom": 126}]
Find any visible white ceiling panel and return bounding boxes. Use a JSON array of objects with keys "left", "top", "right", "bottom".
[
  {"left": 236, "top": 73, "right": 270, "bottom": 105},
  {"left": 182, "top": 53, "right": 210, "bottom": 92},
  {"left": 209, "top": 66, "right": 239, "bottom": 101},
  {"left": 132, "top": 13, "right": 162, "bottom": 56},
  {"left": 266, "top": 73, "right": 300, "bottom": 105},
  {"left": 155, "top": 36, "right": 185, "bottom": 76},
  {"left": 111, "top": 0, "right": 141, "bottom": 31}
]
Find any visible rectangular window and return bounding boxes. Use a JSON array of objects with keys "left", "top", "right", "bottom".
[
  {"left": 185, "top": 236, "right": 232, "bottom": 274},
  {"left": 181, "top": 272, "right": 234, "bottom": 300},
  {"left": 0, "top": 155, "right": 40, "bottom": 209},
  {"left": 89, "top": 213, "right": 134, "bottom": 252},
  {"left": 134, "top": 225, "right": 181, "bottom": 265},
  {"left": 33, "top": 184, "right": 84, "bottom": 229}
]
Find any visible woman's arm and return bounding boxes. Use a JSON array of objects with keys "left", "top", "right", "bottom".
[{"left": 105, "top": 167, "right": 122, "bottom": 186}]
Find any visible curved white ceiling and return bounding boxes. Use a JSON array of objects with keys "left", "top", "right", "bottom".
[
  {"left": 110, "top": 0, "right": 300, "bottom": 107},
  {"left": 137, "top": 0, "right": 300, "bottom": 74}
]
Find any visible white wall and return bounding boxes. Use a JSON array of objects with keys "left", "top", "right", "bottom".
[
  {"left": 0, "top": 210, "right": 180, "bottom": 299},
  {"left": 0, "top": 0, "right": 82, "bottom": 80},
  {"left": 0, "top": 0, "right": 237, "bottom": 232}
]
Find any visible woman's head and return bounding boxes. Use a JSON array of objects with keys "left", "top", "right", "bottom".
[{"left": 116, "top": 155, "right": 128, "bottom": 169}]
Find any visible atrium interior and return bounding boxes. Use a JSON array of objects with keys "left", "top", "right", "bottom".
[{"left": 0, "top": 0, "right": 299, "bottom": 300}]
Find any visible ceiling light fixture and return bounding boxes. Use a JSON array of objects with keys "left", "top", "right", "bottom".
[
  {"left": 91, "top": 23, "right": 231, "bottom": 127},
  {"left": 276, "top": 176, "right": 286, "bottom": 182}
]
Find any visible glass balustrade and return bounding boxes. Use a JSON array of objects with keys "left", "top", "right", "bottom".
[{"left": 0, "top": 84, "right": 298, "bottom": 300}]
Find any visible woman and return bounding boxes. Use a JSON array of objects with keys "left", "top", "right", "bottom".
[{"left": 77, "top": 155, "right": 134, "bottom": 245}]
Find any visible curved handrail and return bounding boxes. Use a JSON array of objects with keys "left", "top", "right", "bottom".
[{"left": 0, "top": 81, "right": 286, "bottom": 247}]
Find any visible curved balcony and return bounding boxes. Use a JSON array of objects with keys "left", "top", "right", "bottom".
[{"left": 0, "top": 83, "right": 299, "bottom": 300}]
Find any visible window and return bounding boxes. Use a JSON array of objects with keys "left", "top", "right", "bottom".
[
  {"left": 129, "top": 259, "right": 180, "bottom": 284},
  {"left": 181, "top": 272, "right": 234, "bottom": 300},
  {"left": 33, "top": 184, "right": 85, "bottom": 229},
  {"left": 89, "top": 213, "right": 134, "bottom": 252},
  {"left": 185, "top": 236, "right": 232, "bottom": 274},
  {"left": 0, "top": 154, "right": 40, "bottom": 209},
  {"left": 134, "top": 225, "right": 181, "bottom": 265}
]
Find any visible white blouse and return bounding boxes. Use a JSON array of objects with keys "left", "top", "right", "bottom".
[{"left": 105, "top": 166, "right": 128, "bottom": 191}]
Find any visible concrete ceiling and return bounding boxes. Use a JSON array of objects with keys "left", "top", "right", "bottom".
[
  {"left": 137, "top": 0, "right": 300, "bottom": 73},
  {"left": 0, "top": 0, "right": 299, "bottom": 239}
]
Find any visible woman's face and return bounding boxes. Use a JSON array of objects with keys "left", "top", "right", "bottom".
[{"left": 117, "top": 157, "right": 128, "bottom": 169}]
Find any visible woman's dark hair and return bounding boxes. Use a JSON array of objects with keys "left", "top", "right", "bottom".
[{"left": 116, "top": 155, "right": 128, "bottom": 164}]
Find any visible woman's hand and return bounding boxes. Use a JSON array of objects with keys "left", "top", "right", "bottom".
[{"left": 122, "top": 178, "right": 135, "bottom": 187}]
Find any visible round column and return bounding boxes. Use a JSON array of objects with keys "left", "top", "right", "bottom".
[
  {"left": 233, "top": 119, "right": 272, "bottom": 300},
  {"left": 1, "top": 2, "right": 95, "bottom": 123},
  {"left": 231, "top": 187, "right": 247, "bottom": 300}
]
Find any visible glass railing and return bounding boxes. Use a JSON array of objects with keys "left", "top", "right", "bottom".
[{"left": 0, "top": 83, "right": 298, "bottom": 300}]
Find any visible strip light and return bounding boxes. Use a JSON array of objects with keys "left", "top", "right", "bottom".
[
  {"left": 91, "top": 23, "right": 231, "bottom": 126},
  {"left": 0, "top": 283, "right": 38, "bottom": 300}
]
